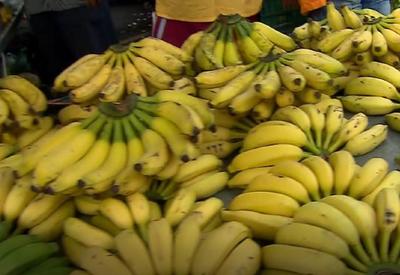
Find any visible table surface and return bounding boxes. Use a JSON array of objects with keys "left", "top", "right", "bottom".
[{"left": 216, "top": 114, "right": 400, "bottom": 205}]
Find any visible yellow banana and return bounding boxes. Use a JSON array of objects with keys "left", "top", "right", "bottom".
[
  {"left": 148, "top": 218, "right": 173, "bottom": 275},
  {"left": 132, "top": 56, "right": 174, "bottom": 89},
  {"left": 301, "top": 156, "right": 334, "bottom": 197},
  {"left": 372, "top": 25, "right": 388, "bottom": 57},
  {"left": 344, "top": 124, "right": 388, "bottom": 156},
  {"left": 57, "top": 104, "right": 98, "bottom": 125},
  {"left": 181, "top": 31, "right": 204, "bottom": 56},
  {"left": 341, "top": 5, "right": 363, "bottom": 28},
  {"left": 99, "top": 55, "right": 126, "bottom": 102},
  {"left": 251, "top": 22, "right": 296, "bottom": 51},
  {"left": 318, "top": 29, "right": 354, "bottom": 53},
  {"left": 359, "top": 61, "right": 400, "bottom": 88},
  {"left": 276, "top": 63, "right": 306, "bottom": 92},
  {"left": 329, "top": 150, "right": 356, "bottom": 195},
  {"left": 341, "top": 95, "right": 400, "bottom": 115},
  {"left": 227, "top": 167, "right": 271, "bottom": 189},
  {"left": 326, "top": 2, "right": 346, "bottom": 31}
]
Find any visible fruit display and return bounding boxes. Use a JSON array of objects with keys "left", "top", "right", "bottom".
[
  {"left": 181, "top": 14, "right": 297, "bottom": 71},
  {"left": 52, "top": 37, "right": 196, "bottom": 104},
  {"left": 261, "top": 189, "right": 400, "bottom": 274},
  {"left": 195, "top": 48, "right": 348, "bottom": 115},
  {"left": 64, "top": 216, "right": 260, "bottom": 275},
  {"left": 225, "top": 152, "right": 400, "bottom": 240}
]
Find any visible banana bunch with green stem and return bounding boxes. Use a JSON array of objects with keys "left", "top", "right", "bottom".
[
  {"left": 261, "top": 188, "right": 400, "bottom": 275},
  {"left": 226, "top": 151, "right": 400, "bottom": 248},
  {"left": 63, "top": 206, "right": 261, "bottom": 275},
  {"left": 339, "top": 61, "right": 400, "bottom": 115},
  {"left": 195, "top": 48, "right": 347, "bottom": 116},
  {"left": 52, "top": 37, "right": 196, "bottom": 104},
  {"left": 182, "top": 14, "right": 297, "bottom": 72}
]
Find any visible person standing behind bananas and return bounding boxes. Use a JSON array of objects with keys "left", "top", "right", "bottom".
[
  {"left": 299, "top": 0, "right": 391, "bottom": 20},
  {"left": 152, "top": 0, "right": 263, "bottom": 47}
]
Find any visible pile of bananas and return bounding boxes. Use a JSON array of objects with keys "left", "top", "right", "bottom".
[
  {"left": 295, "top": 3, "right": 400, "bottom": 67},
  {"left": 53, "top": 37, "right": 195, "bottom": 104},
  {"left": 339, "top": 61, "right": 400, "bottom": 115},
  {"left": 0, "top": 91, "right": 217, "bottom": 196},
  {"left": 262, "top": 188, "right": 400, "bottom": 274},
  {"left": 0, "top": 227, "right": 73, "bottom": 275},
  {"left": 182, "top": 14, "right": 297, "bottom": 71},
  {"left": 225, "top": 151, "right": 400, "bottom": 241},
  {"left": 0, "top": 168, "right": 74, "bottom": 242},
  {"left": 195, "top": 48, "right": 348, "bottom": 115},
  {"left": 228, "top": 104, "right": 387, "bottom": 171},
  {"left": 64, "top": 216, "right": 260, "bottom": 275}
]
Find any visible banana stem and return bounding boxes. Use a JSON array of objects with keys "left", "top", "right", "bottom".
[
  {"left": 364, "top": 236, "right": 380, "bottom": 263},
  {"left": 345, "top": 254, "right": 368, "bottom": 272},
  {"left": 380, "top": 230, "right": 391, "bottom": 262},
  {"left": 389, "top": 233, "right": 400, "bottom": 262},
  {"left": 352, "top": 243, "right": 372, "bottom": 265}
]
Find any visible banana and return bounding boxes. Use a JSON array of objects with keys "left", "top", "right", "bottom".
[
  {"left": 173, "top": 214, "right": 201, "bottom": 275},
  {"left": 299, "top": 104, "right": 325, "bottom": 148},
  {"left": 0, "top": 96, "right": 9, "bottom": 125},
  {"left": 385, "top": 112, "right": 400, "bottom": 131},
  {"left": 321, "top": 195, "right": 379, "bottom": 262},
  {"left": 318, "top": 29, "right": 354, "bottom": 53},
  {"left": 293, "top": 201, "right": 371, "bottom": 265},
  {"left": 221, "top": 210, "right": 291, "bottom": 240},
  {"left": 115, "top": 229, "right": 155, "bottom": 275},
  {"left": 327, "top": 2, "right": 346, "bottom": 31},
  {"left": 295, "top": 87, "right": 322, "bottom": 104},
  {"left": 0, "top": 168, "right": 14, "bottom": 216},
  {"left": 236, "top": 22, "right": 262, "bottom": 63},
  {"left": 148, "top": 218, "right": 173, "bottom": 275},
  {"left": 228, "top": 84, "right": 262, "bottom": 115},
  {"left": 99, "top": 55, "right": 125, "bottom": 102},
  {"left": 79, "top": 246, "right": 132, "bottom": 275},
  {"left": 113, "top": 170, "right": 150, "bottom": 196},
  {"left": 360, "top": 62, "right": 400, "bottom": 88},
  {"left": 197, "top": 126, "right": 245, "bottom": 143},
  {"left": 228, "top": 144, "right": 304, "bottom": 172},
  {"left": 183, "top": 171, "right": 228, "bottom": 199},
  {"left": 64, "top": 52, "right": 112, "bottom": 88},
  {"left": 63, "top": 217, "right": 114, "bottom": 249},
  {"left": 375, "top": 188, "right": 400, "bottom": 262},
  {"left": 378, "top": 24, "right": 400, "bottom": 53},
  {"left": 156, "top": 154, "right": 181, "bottom": 180},
  {"left": 347, "top": 158, "right": 388, "bottom": 198},
  {"left": 3, "top": 174, "right": 36, "bottom": 222},
  {"left": 191, "top": 221, "right": 251, "bottom": 275},
  {"left": 130, "top": 114, "right": 169, "bottom": 175},
  {"left": 164, "top": 188, "right": 196, "bottom": 226},
  {"left": 371, "top": 25, "right": 388, "bottom": 57},
  {"left": 269, "top": 160, "right": 320, "bottom": 200},
  {"left": 47, "top": 121, "right": 112, "bottom": 194},
  {"left": 292, "top": 22, "right": 311, "bottom": 40},
  {"left": 58, "top": 104, "right": 97, "bottom": 125},
  {"left": 74, "top": 195, "right": 101, "bottom": 215},
  {"left": 262, "top": 244, "right": 350, "bottom": 275},
  {"left": 126, "top": 192, "right": 150, "bottom": 238},
  {"left": 33, "top": 115, "right": 105, "bottom": 190},
  {"left": 362, "top": 171, "right": 400, "bottom": 205},
  {"left": 197, "top": 140, "right": 242, "bottom": 158},
  {"left": 345, "top": 77, "right": 400, "bottom": 100},
  {"left": 194, "top": 64, "right": 252, "bottom": 89},
  {"left": 16, "top": 193, "right": 66, "bottom": 231},
  {"left": 172, "top": 77, "right": 196, "bottom": 95},
  {"left": 275, "top": 222, "right": 367, "bottom": 272},
  {"left": 133, "top": 37, "right": 192, "bottom": 62},
  {"left": 216, "top": 238, "right": 261, "bottom": 275},
  {"left": 341, "top": 95, "right": 400, "bottom": 115},
  {"left": 251, "top": 22, "right": 296, "bottom": 51},
  {"left": 377, "top": 50, "right": 400, "bottom": 67},
  {"left": 186, "top": 197, "right": 223, "bottom": 228},
  {"left": 0, "top": 241, "right": 59, "bottom": 275},
  {"left": 322, "top": 105, "right": 344, "bottom": 150},
  {"left": 328, "top": 113, "right": 368, "bottom": 153},
  {"left": 53, "top": 54, "right": 97, "bottom": 92},
  {"left": 276, "top": 63, "right": 306, "bottom": 92},
  {"left": 229, "top": 191, "right": 300, "bottom": 217},
  {"left": 242, "top": 121, "right": 307, "bottom": 151},
  {"left": 0, "top": 88, "right": 37, "bottom": 129},
  {"left": 29, "top": 200, "right": 75, "bottom": 241},
  {"left": 181, "top": 31, "right": 204, "bottom": 56},
  {"left": 0, "top": 75, "right": 47, "bottom": 113},
  {"left": 341, "top": 5, "right": 363, "bottom": 28},
  {"left": 275, "top": 88, "right": 295, "bottom": 107},
  {"left": 195, "top": 31, "right": 217, "bottom": 71},
  {"left": 255, "top": 67, "right": 281, "bottom": 99},
  {"left": 132, "top": 56, "right": 174, "bottom": 90},
  {"left": 330, "top": 31, "right": 359, "bottom": 62},
  {"left": 99, "top": 198, "right": 133, "bottom": 230},
  {"left": 246, "top": 21, "right": 274, "bottom": 54},
  {"left": 288, "top": 49, "right": 347, "bottom": 75},
  {"left": 301, "top": 156, "right": 333, "bottom": 196},
  {"left": 223, "top": 25, "right": 243, "bottom": 66},
  {"left": 328, "top": 150, "right": 355, "bottom": 195},
  {"left": 88, "top": 215, "right": 120, "bottom": 236},
  {"left": 315, "top": 97, "right": 343, "bottom": 113},
  {"left": 227, "top": 167, "right": 271, "bottom": 189},
  {"left": 344, "top": 124, "right": 388, "bottom": 156},
  {"left": 251, "top": 99, "right": 276, "bottom": 122},
  {"left": 122, "top": 52, "right": 147, "bottom": 96},
  {"left": 172, "top": 154, "right": 222, "bottom": 182},
  {"left": 245, "top": 173, "right": 311, "bottom": 204},
  {"left": 351, "top": 27, "right": 373, "bottom": 53},
  {"left": 130, "top": 45, "right": 185, "bottom": 76},
  {"left": 0, "top": 143, "right": 15, "bottom": 161},
  {"left": 210, "top": 66, "right": 259, "bottom": 108},
  {"left": 270, "top": 106, "right": 312, "bottom": 141},
  {"left": 79, "top": 119, "right": 127, "bottom": 189}
]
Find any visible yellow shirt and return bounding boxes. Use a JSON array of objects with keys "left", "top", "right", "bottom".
[{"left": 155, "top": 0, "right": 263, "bottom": 22}]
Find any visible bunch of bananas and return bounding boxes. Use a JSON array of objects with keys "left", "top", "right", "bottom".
[
  {"left": 0, "top": 168, "right": 75, "bottom": 242},
  {"left": 262, "top": 188, "right": 400, "bottom": 274},
  {"left": 146, "top": 154, "right": 228, "bottom": 200},
  {"left": 0, "top": 91, "right": 213, "bottom": 196},
  {"left": 64, "top": 216, "right": 261, "bottom": 275},
  {"left": 338, "top": 61, "right": 400, "bottom": 115},
  {"left": 195, "top": 48, "right": 347, "bottom": 116},
  {"left": 226, "top": 151, "right": 400, "bottom": 241},
  {"left": 0, "top": 228, "right": 73, "bottom": 275},
  {"left": 53, "top": 37, "right": 195, "bottom": 104},
  {"left": 182, "top": 14, "right": 297, "bottom": 72}
]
